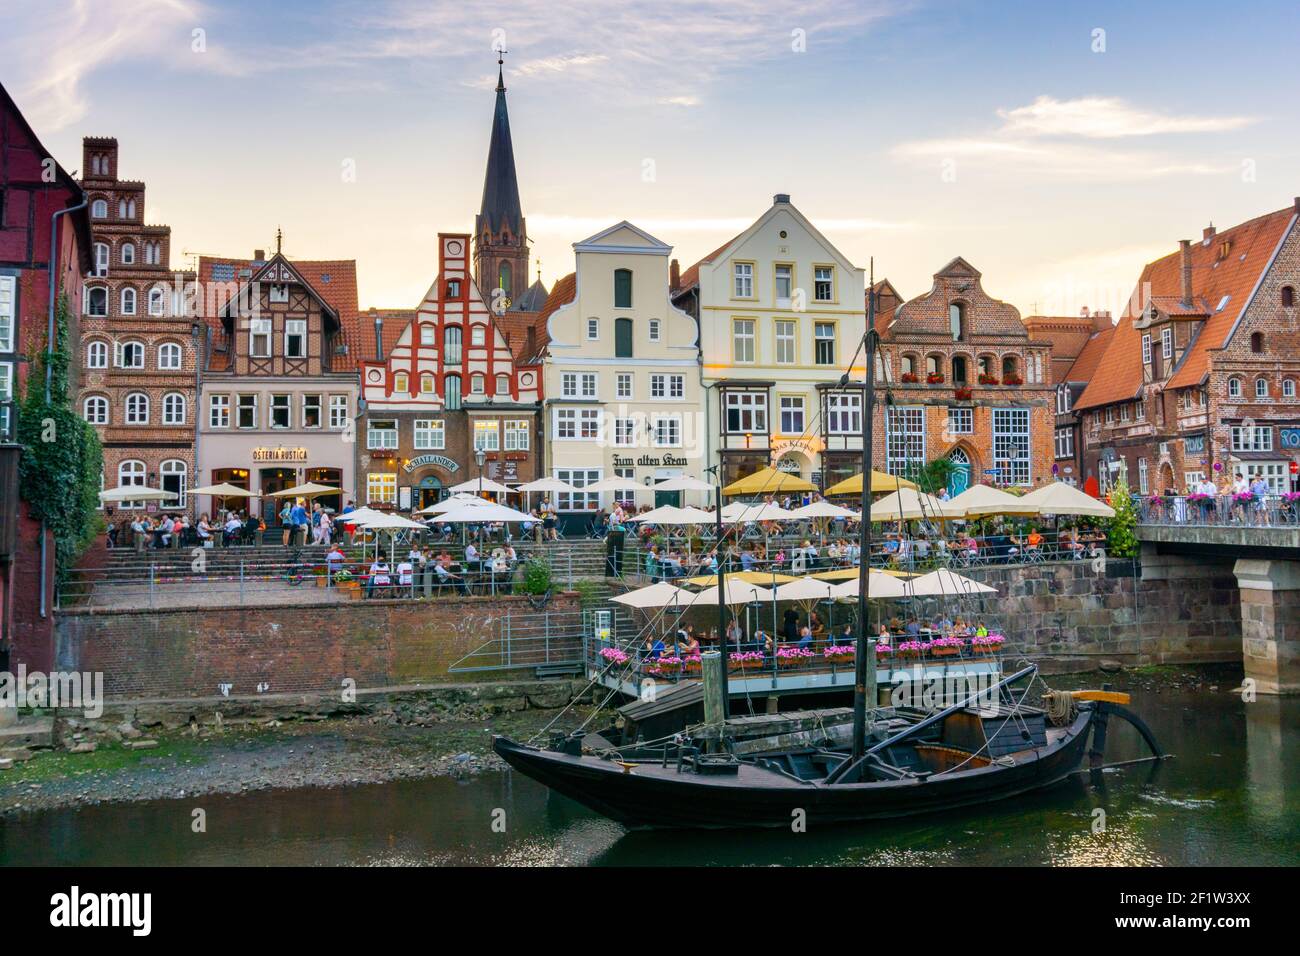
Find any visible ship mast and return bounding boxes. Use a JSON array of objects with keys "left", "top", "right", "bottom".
[{"left": 851, "top": 262, "right": 879, "bottom": 762}]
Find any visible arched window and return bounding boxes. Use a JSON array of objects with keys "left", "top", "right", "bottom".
[
  {"left": 91, "top": 199, "right": 108, "bottom": 219},
  {"left": 496, "top": 374, "right": 511, "bottom": 396},
  {"left": 1256, "top": 378, "right": 1269, "bottom": 399},
  {"left": 497, "top": 261, "right": 512, "bottom": 296},
  {"left": 144, "top": 242, "right": 161, "bottom": 265},
  {"left": 978, "top": 354, "right": 995, "bottom": 379},
  {"left": 125, "top": 392, "right": 150, "bottom": 424},
  {"left": 83, "top": 395, "right": 109, "bottom": 424},
  {"left": 86, "top": 341, "right": 108, "bottom": 368},
  {"left": 925, "top": 354, "right": 940, "bottom": 376},
  {"left": 162, "top": 392, "right": 186, "bottom": 424},
  {"left": 120, "top": 287, "right": 136, "bottom": 315},
  {"left": 1002, "top": 355, "right": 1019, "bottom": 382},
  {"left": 1228, "top": 377, "right": 1242, "bottom": 399},
  {"left": 948, "top": 301, "right": 965, "bottom": 341},
  {"left": 121, "top": 242, "right": 135, "bottom": 265},
  {"left": 420, "top": 373, "right": 435, "bottom": 394},
  {"left": 443, "top": 325, "right": 462, "bottom": 364},
  {"left": 1285, "top": 379, "right": 1296, "bottom": 399},
  {"left": 118, "top": 340, "right": 144, "bottom": 368},
  {"left": 1251, "top": 331, "right": 1264, "bottom": 353},
  {"left": 158, "top": 342, "right": 182, "bottom": 369},
  {"left": 92, "top": 243, "right": 109, "bottom": 276},
  {"left": 148, "top": 286, "right": 166, "bottom": 316},
  {"left": 470, "top": 324, "right": 486, "bottom": 346},
  {"left": 615, "top": 317, "right": 634, "bottom": 358},
  {"left": 117, "top": 460, "right": 146, "bottom": 507},
  {"left": 160, "top": 459, "right": 187, "bottom": 507},
  {"left": 471, "top": 373, "right": 485, "bottom": 395},
  {"left": 444, "top": 374, "right": 462, "bottom": 411},
  {"left": 614, "top": 268, "right": 633, "bottom": 308},
  {"left": 393, "top": 372, "right": 408, "bottom": 393},
  {"left": 952, "top": 355, "right": 968, "bottom": 384},
  {"left": 1283, "top": 286, "right": 1296, "bottom": 308},
  {"left": 900, "top": 354, "right": 915, "bottom": 376}
]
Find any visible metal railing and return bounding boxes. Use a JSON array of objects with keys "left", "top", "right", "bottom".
[
  {"left": 449, "top": 608, "right": 636, "bottom": 674},
  {"left": 1137, "top": 494, "right": 1300, "bottom": 528}
]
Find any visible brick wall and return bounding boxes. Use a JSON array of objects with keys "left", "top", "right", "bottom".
[{"left": 54, "top": 592, "right": 581, "bottom": 700}]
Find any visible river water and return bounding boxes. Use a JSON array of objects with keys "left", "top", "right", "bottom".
[{"left": 2, "top": 680, "right": 1297, "bottom": 866}]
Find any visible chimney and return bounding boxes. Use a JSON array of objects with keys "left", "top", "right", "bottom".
[
  {"left": 1179, "top": 239, "right": 1193, "bottom": 308},
  {"left": 373, "top": 312, "right": 384, "bottom": 362},
  {"left": 670, "top": 258, "right": 680, "bottom": 291},
  {"left": 1080, "top": 306, "right": 1090, "bottom": 319},
  {"left": 1294, "top": 196, "right": 1300, "bottom": 215},
  {"left": 253, "top": 248, "right": 265, "bottom": 262},
  {"left": 1093, "top": 309, "right": 1112, "bottom": 332},
  {"left": 773, "top": 193, "right": 791, "bottom": 205},
  {"left": 1203, "top": 223, "right": 1216, "bottom": 242},
  {"left": 525, "top": 324, "right": 536, "bottom": 358}
]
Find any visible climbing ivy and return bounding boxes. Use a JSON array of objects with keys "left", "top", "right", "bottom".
[
  {"left": 16, "top": 289, "right": 104, "bottom": 585},
  {"left": 1106, "top": 477, "right": 1139, "bottom": 558}
]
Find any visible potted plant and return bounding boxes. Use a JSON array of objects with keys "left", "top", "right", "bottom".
[
  {"left": 896, "top": 640, "right": 925, "bottom": 660},
  {"left": 682, "top": 653, "right": 703, "bottom": 674},
  {"left": 776, "top": 646, "right": 814, "bottom": 668},
  {"left": 954, "top": 386, "right": 973, "bottom": 401},
  {"left": 926, "top": 372, "right": 945, "bottom": 385},
  {"left": 900, "top": 372, "right": 920, "bottom": 384},
  {"left": 599, "top": 646, "right": 629, "bottom": 666},
  {"left": 521, "top": 558, "right": 553, "bottom": 608},
  {"left": 646, "top": 655, "right": 683, "bottom": 677},
  {"left": 971, "top": 633, "right": 1005, "bottom": 654},
  {"left": 729, "top": 650, "right": 765, "bottom": 673},
  {"left": 977, "top": 373, "right": 999, "bottom": 386},
  {"left": 929, "top": 635, "right": 964, "bottom": 658},
  {"left": 1283, "top": 491, "right": 1300, "bottom": 522},
  {"left": 823, "top": 644, "right": 855, "bottom": 664}
]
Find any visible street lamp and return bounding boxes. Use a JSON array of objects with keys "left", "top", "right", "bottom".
[{"left": 475, "top": 447, "right": 486, "bottom": 498}]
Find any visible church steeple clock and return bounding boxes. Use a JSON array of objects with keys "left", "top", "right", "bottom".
[{"left": 473, "top": 50, "right": 529, "bottom": 313}]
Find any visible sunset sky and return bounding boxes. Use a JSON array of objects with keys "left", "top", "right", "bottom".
[{"left": 5, "top": 0, "right": 1299, "bottom": 316}]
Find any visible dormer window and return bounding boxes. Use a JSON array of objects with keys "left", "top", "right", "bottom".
[
  {"left": 1141, "top": 334, "right": 1152, "bottom": 364},
  {"left": 446, "top": 279, "right": 461, "bottom": 298}
]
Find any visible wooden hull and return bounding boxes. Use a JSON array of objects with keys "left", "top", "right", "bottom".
[{"left": 492, "top": 710, "right": 1095, "bottom": 830}]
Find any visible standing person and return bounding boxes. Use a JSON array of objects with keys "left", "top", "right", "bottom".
[
  {"left": 290, "top": 498, "right": 309, "bottom": 547},
  {"left": 341, "top": 500, "right": 357, "bottom": 546},
  {"left": 782, "top": 606, "right": 800, "bottom": 642},
  {"left": 279, "top": 499, "right": 293, "bottom": 545},
  {"left": 310, "top": 503, "right": 324, "bottom": 544}
]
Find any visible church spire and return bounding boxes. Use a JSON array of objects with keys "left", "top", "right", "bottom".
[{"left": 477, "top": 47, "right": 522, "bottom": 238}]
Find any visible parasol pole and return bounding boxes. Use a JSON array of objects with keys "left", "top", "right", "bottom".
[
  {"left": 852, "top": 269, "right": 880, "bottom": 763},
  {"left": 708, "top": 464, "right": 729, "bottom": 720}
]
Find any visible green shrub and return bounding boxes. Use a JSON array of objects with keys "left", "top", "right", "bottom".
[{"left": 521, "top": 557, "right": 553, "bottom": 595}]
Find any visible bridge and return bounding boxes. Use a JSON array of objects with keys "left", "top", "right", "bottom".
[{"left": 1138, "top": 498, "right": 1300, "bottom": 695}]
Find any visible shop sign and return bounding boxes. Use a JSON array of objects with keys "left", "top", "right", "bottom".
[
  {"left": 404, "top": 454, "right": 459, "bottom": 473},
  {"left": 611, "top": 454, "right": 689, "bottom": 468},
  {"left": 252, "top": 446, "right": 308, "bottom": 463},
  {"left": 488, "top": 460, "right": 519, "bottom": 481},
  {"left": 769, "top": 436, "right": 824, "bottom": 465},
  {"left": 1279, "top": 429, "right": 1300, "bottom": 450}
]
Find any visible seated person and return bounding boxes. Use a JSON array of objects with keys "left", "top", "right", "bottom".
[
  {"left": 1026, "top": 527, "right": 1044, "bottom": 550},
  {"left": 325, "top": 545, "right": 346, "bottom": 575},
  {"left": 644, "top": 635, "right": 665, "bottom": 661},
  {"left": 904, "top": 619, "right": 920, "bottom": 637},
  {"left": 796, "top": 625, "right": 814, "bottom": 649},
  {"left": 367, "top": 559, "right": 392, "bottom": 598},
  {"left": 433, "top": 560, "right": 470, "bottom": 595}
]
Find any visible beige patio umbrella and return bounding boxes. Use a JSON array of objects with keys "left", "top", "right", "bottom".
[
  {"left": 610, "top": 581, "right": 696, "bottom": 609},
  {"left": 416, "top": 494, "right": 491, "bottom": 515},
  {"left": 1018, "top": 481, "right": 1116, "bottom": 518},
  {"left": 269, "top": 482, "right": 339, "bottom": 499},
  {"left": 829, "top": 569, "right": 911, "bottom": 599},
  {"left": 98, "top": 485, "right": 177, "bottom": 503},
  {"left": 906, "top": 568, "right": 998, "bottom": 597},
  {"left": 686, "top": 579, "right": 776, "bottom": 607},
  {"left": 869, "top": 487, "right": 962, "bottom": 522},
  {"left": 946, "top": 483, "right": 1038, "bottom": 517},
  {"left": 188, "top": 482, "right": 253, "bottom": 498},
  {"left": 448, "top": 476, "right": 516, "bottom": 495}
]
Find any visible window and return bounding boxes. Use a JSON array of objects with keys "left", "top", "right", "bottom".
[
  {"left": 1135, "top": 399, "right": 1145, "bottom": 421},
  {"left": 420, "top": 374, "right": 436, "bottom": 395},
  {"left": 901, "top": 355, "right": 915, "bottom": 377},
  {"left": 162, "top": 392, "right": 186, "bottom": 425},
  {"left": 614, "top": 417, "right": 637, "bottom": 447},
  {"left": 236, "top": 394, "right": 257, "bottom": 429},
  {"left": 420, "top": 324, "right": 435, "bottom": 346},
  {"left": 92, "top": 243, "right": 109, "bottom": 276},
  {"left": 949, "top": 302, "right": 965, "bottom": 341},
  {"left": 1283, "top": 286, "right": 1296, "bottom": 308},
  {"left": 125, "top": 392, "right": 149, "bottom": 424},
  {"left": 148, "top": 287, "right": 166, "bottom": 316},
  {"left": 653, "top": 415, "right": 682, "bottom": 447},
  {"left": 885, "top": 406, "right": 925, "bottom": 476},
  {"left": 443, "top": 325, "right": 462, "bottom": 364},
  {"left": 250, "top": 318, "right": 271, "bottom": 357},
  {"left": 1285, "top": 379, "right": 1296, "bottom": 399},
  {"left": 1251, "top": 331, "right": 1264, "bottom": 353},
  {"left": 649, "top": 319, "right": 661, "bottom": 342},
  {"left": 144, "top": 242, "right": 161, "bottom": 266},
  {"left": 775, "top": 264, "right": 793, "bottom": 303},
  {"left": 329, "top": 396, "right": 348, "bottom": 428},
  {"left": 779, "top": 395, "right": 805, "bottom": 434},
  {"left": 614, "top": 268, "right": 633, "bottom": 308},
  {"left": 302, "top": 394, "right": 322, "bottom": 428},
  {"left": 447, "top": 279, "right": 462, "bottom": 299},
  {"left": 774, "top": 320, "right": 796, "bottom": 364},
  {"left": 268, "top": 394, "right": 290, "bottom": 428},
  {"left": 724, "top": 391, "right": 766, "bottom": 433},
  {"left": 1256, "top": 378, "right": 1269, "bottom": 399},
  {"left": 91, "top": 199, "right": 108, "bottom": 219},
  {"left": 285, "top": 319, "right": 307, "bottom": 358},
  {"left": 116, "top": 460, "right": 146, "bottom": 508},
  {"left": 733, "top": 262, "right": 754, "bottom": 298},
  {"left": 209, "top": 394, "right": 230, "bottom": 428},
  {"left": 991, "top": 408, "right": 1031, "bottom": 485},
  {"left": 445, "top": 374, "right": 462, "bottom": 410},
  {"left": 733, "top": 319, "right": 755, "bottom": 363},
  {"left": 1118, "top": 403, "right": 1130, "bottom": 422},
  {"left": 947, "top": 406, "right": 973, "bottom": 434},
  {"left": 473, "top": 420, "right": 500, "bottom": 451},
  {"left": 118, "top": 287, "right": 136, "bottom": 316},
  {"left": 1230, "top": 425, "right": 1273, "bottom": 452},
  {"left": 121, "top": 242, "right": 135, "bottom": 265},
  {"left": 504, "top": 420, "right": 530, "bottom": 451},
  {"left": 414, "top": 420, "right": 445, "bottom": 450},
  {"left": 649, "top": 374, "right": 684, "bottom": 399},
  {"left": 268, "top": 283, "right": 289, "bottom": 303},
  {"left": 87, "top": 341, "right": 108, "bottom": 368},
  {"left": 1138, "top": 458, "right": 1149, "bottom": 495},
  {"left": 159, "top": 459, "right": 187, "bottom": 508},
  {"left": 83, "top": 396, "right": 109, "bottom": 425},
  {"left": 1056, "top": 385, "right": 1071, "bottom": 414},
  {"left": 1001, "top": 355, "right": 1019, "bottom": 381},
  {"left": 561, "top": 372, "right": 598, "bottom": 399},
  {"left": 158, "top": 342, "right": 182, "bottom": 370},
  {"left": 118, "top": 198, "right": 135, "bottom": 219},
  {"left": 1162, "top": 327, "right": 1173, "bottom": 359},
  {"left": 367, "top": 419, "right": 398, "bottom": 449},
  {"left": 471, "top": 373, "right": 485, "bottom": 395},
  {"left": 0, "top": 362, "right": 9, "bottom": 437},
  {"left": 0, "top": 277, "right": 12, "bottom": 352},
  {"left": 1228, "top": 377, "right": 1242, "bottom": 399},
  {"left": 554, "top": 408, "right": 601, "bottom": 440},
  {"left": 117, "top": 340, "right": 144, "bottom": 368},
  {"left": 86, "top": 286, "right": 108, "bottom": 316},
  {"left": 952, "top": 355, "right": 968, "bottom": 384},
  {"left": 495, "top": 374, "right": 510, "bottom": 396},
  {"left": 471, "top": 325, "right": 486, "bottom": 346},
  {"left": 814, "top": 266, "right": 834, "bottom": 302},
  {"left": 1141, "top": 334, "right": 1152, "bottom": 364},
  {"left": 367, "top": 473, "right": 397, "bottom": 505},
  {"left": 393, "top": 372, "right": 408, "bottom": 394},
  {"left": 496, "top": 262, "right": 511, "bottom": 296},
  {"left": 587, "top": 318, "right": 599, "bottom": 340},
  {"left": 1055, "top": 427, "right": 1074, "bottom": 459},
  {"left": 616, "top": 373, "right": 633, "bottom": 400},
  {"left": 615, "top": 317, "right": 633, "bottom": 358},
  {"left": 1242, "top": 462, "right": 1287, "bottom": 494},
  {"left": 828, "top": 393, "right": 862, "bottom": 435},
  {"left": 554, "top": 468, "right": 602, "bottom": 511},
  {"left": 814, "top": 322, "right": 835, "bottom": 365}
]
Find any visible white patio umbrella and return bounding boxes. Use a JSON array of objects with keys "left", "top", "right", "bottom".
[
  {"left": 516, "top": 477, "right": 578, "bottom": 494},
  {"left": 728, "top": 502, "right": 797, "bottom": 523},
  {"left": 448, "top": 477, "right": 516, "bottom": 495},
  {"left": 652, "top": 476, "right": 715, "bottom": 493},
  {"left": 688, "top": 579, "right": 776, "bottom": 607},
  {"left": 774, "top": 577, "right": 839, "bottom": 603},
  {"left": 99, "top": 485, "right": 177, "bottom": 503},
  {"left": 631, "top": 505, "right": 715, "bottom": 524},
  {"left": 946, "top": 484, "right": 1039, "bottom": 517},
  {"left": 610, "top": 581, "right": 695, "bottom": 609},
  {"left": 269, "top": 482, "right": 339, "bottom": 499},
  {"left": 829, "top": 569, "right": 911, "bottom": 599},
  {"left": 906, "top": 568, "right": 998, "bottom": 597},
  {"left": 435, "top": 502, "right": 534, "bottom": 524},
  {"left": 583, "top": 476, "right": 645, "bottom": 494},
  {"left": 788, "top": 501, "right": 858, "bottom": 520},
  {"left": 870, "top": 488, "right": 962, "bottom": 522},
  {"left": 416, "top": 494, "right": 490, "bottom": 515},
  {"left": 1018, "top": 481, "right": 1116, "bottom": 518},
  {"left": 350, "top": 512, "right": 427, "bottom": 563}
]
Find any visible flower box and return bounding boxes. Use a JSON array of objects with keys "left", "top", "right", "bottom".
[
  {"left": 925, "top": 373, "right": 945, "bottom": 385},
  {"left": 977, "top": 374, "right": 999, "bottom": 386},
  {"left": 900, "top": 372, "right": 920, "bottom": 384},
  {"left": 1003, "top": 374, "right": 1023, "bottom": 386},
  {"left": 823, "top": 645, "right": 855, "bottom": 664},
  {"left": 954, "top": 387, "right": 973, "bottom": 401},
  {"left": 599, "top": 647, "right": 630, "bottom": 666}
]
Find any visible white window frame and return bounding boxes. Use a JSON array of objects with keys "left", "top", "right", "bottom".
[
  {"left": 473, "top": 419, "right": 500, "bottom": 451},
  {"left": 1161, "top": 327, "right": 1173, "bottom": 359},
  {"left": 0, "top": 276, "right": 14, "bottom": 352},
  {"left": 148, "top": 286, "right": 166, "bottom": 316},
  {"left": 158, "top": 342, "right": 182, "bottom": 370},
  {"left": 86, "top": 340, "right": 108, "bottom": 369},
  {"left": 125, "top": 392, "right": 150, "bottom": 425},
  {"left": 236, "top": 394, "right": 258, "bottom": 429},
  {"left": 991, "top": 407, "right": 1032, "bottom": 486},
  {"left": 504, "top": 420, "right": 530, "bottom": 451},
  {"left": 209, "top": 394, "right": 230, "bottom": 428},
  {"left": 285, "top": 319, "right": 307, "bottom": 359},
  {"left": 652, "top": 414, "right": 682, "bottom": 448},
  {"left": 828, "top": 392, "right": 863, "bottom": 435},
  {"left": 83, "top": 395, "right": 109, "bottom": 425},
  {"left": 779, "top": 395, "right": 805, "bottom": 434},
  {"left": 117, "top": 340, "right": 145, "bottom": 369},
  {"left": 367, "top": 419, "right": 399, "bottom": 450},
  {"left": 554, "top": 468, "right": 602, "bottom": 511},
  {"left": 813, "top": 266, "right": 834, "bottom": 302},
  {"left": 162, "top": 392, "right": 186, "bottom": 425},
  {"left": 733, "top": 262, "right": 754, "bottom": 299},
  {"left": 733, "top": 318, "right": 755, "bottom": 364},
  {"left": 1141, "top": 334, "right": 1152, "bottom": 364},
  {"left": 586, "top": 318, "right": 599, "bottom": 341},
  {"left": 885, "top": 406, "right": 926, "bottom": 476},
  {"left": 329, "top": 395, "right": 348, "bottom": 429},
  {"left": 367, "top": 472, "right": 397, "bottom": 505},
  {"left": 648, "top": 319, "right": 661, "bottom": 342},
  {"left": 413, "top": 419, "right": 445, "bottom": 450},
  {"left": 814, "top": 321, "right": 836, "bottom": 365},
  {"left": 947, "top": 406, "right": 973, "bottom": 435},
  {"left": 616, "top": 373, "right": 633, "bottom": 400},
  {"left": 250, "top": 318, "right": 272, "bottom": 357},
  {"left": 774, "top": 319, "right": 796, "bottom": 365},
  {"left": 724, "top": 391, "right": 767, "bottom": 433}
]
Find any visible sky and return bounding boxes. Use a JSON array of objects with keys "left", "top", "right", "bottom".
[{"left": 4, "top": 0, "right": 1299, "bottom": 316}]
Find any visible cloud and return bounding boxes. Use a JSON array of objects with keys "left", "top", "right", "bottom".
[{"left": 996, "top": 95, "right": 1256, "bottom": 139}]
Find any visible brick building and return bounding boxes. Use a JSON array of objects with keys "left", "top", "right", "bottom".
[
  {"left": 1075, "top": 200, "right": 1300, "bottom": 496},
  {"left": 357, "top": 233, "right": 543, "bottom": 509},
  {"left": 77, "top": 136, "right": 200, "bottom": 512},
  {"left": 0, "top": 82, "right": 94, "bottom": 671},
  {"left": 874, "top": 258, "right": 1055, "bottom": 494}
]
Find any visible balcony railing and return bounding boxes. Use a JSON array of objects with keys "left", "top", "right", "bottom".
[{"left": 1137, "top": 494, "right": 1300, "bottom": 528}]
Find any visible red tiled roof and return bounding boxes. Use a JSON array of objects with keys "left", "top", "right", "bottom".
[
  {"left": 361, "top": 308, "right": 417, "bottom": 362},
  {"left": 675, "top": 236, "right": 740, "bottom": 293},
  {"left": 1063, "top": 325, "right": 1114, "bottom": 384},
  {"left": 1024, "top": 315, "right": 1098, "bottom": 384},
  {"left": 1076, "top": 205, "right": 1296, "bottom": 408},
  {"left": 495, "top": 309, "right": 545, "bottom": 363},
  {"left": 525, "top": 271, "right": 575, "bottom": 361}
]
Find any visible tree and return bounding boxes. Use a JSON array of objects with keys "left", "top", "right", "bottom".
[{"left": 1106, "top": 476, "right": 1138, "bottom": 558}]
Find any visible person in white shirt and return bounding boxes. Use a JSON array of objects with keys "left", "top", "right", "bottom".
[
  {"left": 368, "top": 559, "right": 391, "bottom": 598},
  {"left": 397, "top": 558, "right": 414, "bottom": 591}
]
